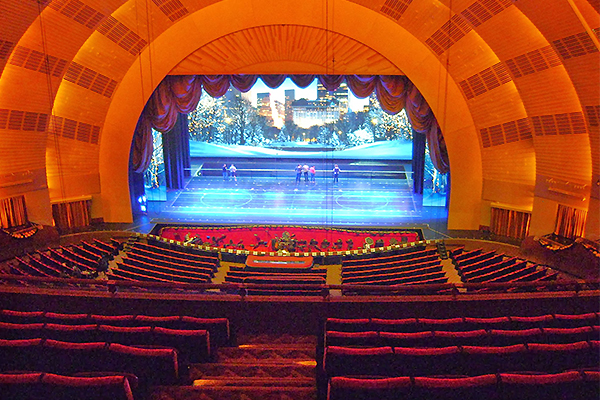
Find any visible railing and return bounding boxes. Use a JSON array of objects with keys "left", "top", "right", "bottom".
[{"left": 0, "top": 274, "right": 598, "bottom": 301}]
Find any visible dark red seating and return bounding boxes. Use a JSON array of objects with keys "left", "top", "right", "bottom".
[
  {"left": 327, "top": 376, "right": 412, "bottom": 400},
  {"left": 0, "top": 372, "right": 44, "bottom": 400},
  {"left": 152, "top": 326, "right": 210, "bottom": 362},
  {"left": 499, "top": 371, "right": 599, "bottom": 400},
  {"left": 541, "top": 326, "right": 597, "bottom": 343},
  {"left": 378, "top": 331, "right": 434, "bottom": 348},
  {"left": 42, "top": 373, "right": 135, "bottom": 400},
  {"left": 392, "top": 346, "right": 462, "bottom": 376},
  {"left": 413, "top": 374, "right": 498, "bottom": 400},
  {"left": 0, "top": 338, "right": 179, "bottom": 387},
  {"left": 527, "top": 341, "right": 597, "bottom": 373},
  {"left": 461, "top": 344, "right": 528, "bottom": 375},
  {"left": 0, "top": 321, "right": 44, "bottom": 339},
  {"left": 323, "top": 346, "right": 394, "bottom": 377},
  {"left": 324, "top": 318, "right": 371, "bottom": 333},
  {"left": 370, "top": 318, "right": 419, "bottom": 332},
  {"left": 325, "top": 330, "right": 379, "bottom": 347},
  {"left": 328, "top": 372, "right": 599, "bottom": 400}
]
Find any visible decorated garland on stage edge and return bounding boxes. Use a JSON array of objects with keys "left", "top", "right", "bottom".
[{"left": 1, "top": 222, "right": 39, "bottom": 239}]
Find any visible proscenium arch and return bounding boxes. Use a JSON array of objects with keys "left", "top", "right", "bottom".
[{"left": 99, "top": 0, "right": 483, "bottom": 228}]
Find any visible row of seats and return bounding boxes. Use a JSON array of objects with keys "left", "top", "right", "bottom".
[
  {"left": 114, "top": 260, "right": 212, "bottom": 284},
  {"left": 131, "top": 239, "right": 219, "bottom": 270},
  {"left": 342, "top": 248, "right": 438, "bottom": 272},
  {"left": 0, "top": 372, "right": 135, "bottom": 400},
  {"left": 0, "top": 309, "right": 230, "bottom": 346},
  {"left": 342, "top": 263, "right": 445, "bottom": 285},
  {"left": 324, "top": 313, "right": 600, "bottom": 332},
  {"left": 0, "top": 322, "right": 210, "bottom": 363},
  {"left": 0, "top": 338, "right": 179, "bottom": 387},
  {"left": 126, "top": 252, "right": 214, "bottom": 276},
  {"left": 128, "top": 244, "right": 218, "bottom": 272},
  {"left": 323, "top": 340, "right": 599, "bottom": 377},
  {"left": 325, "top": 325, "right": 599, "bottom": 347},
  {"left": 223, "top": 262, "right": 327, "bottom": 295},
  {"left": 342, "top": 245, "right": 431, "bottom": 264},
  {"left": 451, "top": 248, "right": 560, "bottom": 286},
  {"left": 327, "top": 370, "right": 599, "bottom": 400}
]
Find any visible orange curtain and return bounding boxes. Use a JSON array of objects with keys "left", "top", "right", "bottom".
[
  {"left": 132, "top": 75, "right": 449, "bottom": 174},
  {"left": 51, "top": 199, "right": 91, "bottom": 230},
  {"left": 554, "top": 204, "right": 587, "bottom": 239},
  {"left": 490, "top": 207, "right": 531, "bottom": 240},
  {"left": 0, "top": 195, "right": 28, "bottom": 229}
]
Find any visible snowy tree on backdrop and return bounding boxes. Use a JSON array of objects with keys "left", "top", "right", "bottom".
[{"left": 187, "top": 91, "right": 227, "bottom": 143}]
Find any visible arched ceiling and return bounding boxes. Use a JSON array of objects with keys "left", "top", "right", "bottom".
[
  {"left": 169, "top": 25, "right": 403, "bottom": 75},
  {"left": 0, "top": 0, "right": 597, "bottom": 237}
]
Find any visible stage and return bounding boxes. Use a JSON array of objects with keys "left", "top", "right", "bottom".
[
  {"left": 143, "top": 165, "right": 448, "bottom": 235},
  {"left": 139, "top": 141, "right": 449, "bottom": 237}
]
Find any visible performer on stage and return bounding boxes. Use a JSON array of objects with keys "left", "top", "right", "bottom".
[
  {"left": 332, "top": 164, "right": 341, "bottom": 183},
  {"left": 295, "top": 164, "right": 302, "bottom": 184}
]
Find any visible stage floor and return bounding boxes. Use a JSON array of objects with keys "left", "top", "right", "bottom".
[{"left": 144, "top": 173, "right": 448, "bottom": 231}]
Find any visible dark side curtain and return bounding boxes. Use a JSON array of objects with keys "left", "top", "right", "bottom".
[{"left": 132, "top": 75, "right": 449, "bottom": 175}]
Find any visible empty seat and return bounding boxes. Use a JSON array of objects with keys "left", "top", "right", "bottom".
[
  {"left": 325, "top": 330, "right": 379, "bottom": 347},
  {"left": 327, "top": 376, "right": 412, "bottom": 400},
  {"left": 392, "top": 346, "right": 462, "bottom": 376},
  {"left": 324, "top": 346, "right": 394, "bottom": 377},
  {"left": 499, "top": 371, "right": 588, "bottom": 400},
  {"left": 325, "top": 318, "right": 370, "bottom": 332},
  {"left": 413, "top": 374, "right": 498, "bottom": 400}
]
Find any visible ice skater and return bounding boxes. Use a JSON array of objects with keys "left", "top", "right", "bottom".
[
  {"left": 332, "top": 164, "right": 341, "bottom": 184},
  {"left": 229, "top": 164, "right": 237, "bottom": 182}
]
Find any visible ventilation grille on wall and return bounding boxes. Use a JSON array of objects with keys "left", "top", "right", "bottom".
[
  {"left": 584, "top": 105, "right": 600, "bottom": 127},
  {"left": 480, "top": 118, "right": 533, "bottom": 148},
  {"left": 480, "top": 112, "right": 587, "bottom": 147},
  {"left": 47, "top": 0, "right": 105, "bottom": 29},
  {"left": 151, "top": 0, "right": 189, "bottom": 22},
  {"left": 530, "top": 112, "right": 587, "bottom": 137},
  {"left": 426, "top": 15, "right": 472, "bottom": 55},
  {"left": 0, "top": 109, "right": 48, "bottom": 132},
  {"left": 505, "top": 46, "right": 562, "bottom": 78},
  {"left": 426, "top": 0, "right": 512, "bottom": 55},
  {"left": 9, "top": 46, "right": 69, "bottom": 77},
  {"left": 458, "top": 45, "right": 562, "bottom": 100},
  {"left": 0, "top": 39, "right": 15, "bottom": 60},
  {"left": 380, "top": 0, "right": 414, "bottom": 20},
  {"left": 552, "top": 31, "right": 599, "bottom": 60},
  {"left": 460, "top": 0, "right": 513, "bottom": 28},
  {"left": 459, "top": 62, "right": 512, "bottom": 99},
  {"left": 49, "top": 116, "right": 101, "bottom": 145},
  {"left": 63, "top": 61, "right": 117, "bottom": 98},
  {"left": 96, "top": 16, "right": 148, "bottom": 56}
]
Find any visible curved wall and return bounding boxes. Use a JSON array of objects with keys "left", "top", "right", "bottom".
[{"left": 0, "top": 0, "right": 596, "bottom": 237}]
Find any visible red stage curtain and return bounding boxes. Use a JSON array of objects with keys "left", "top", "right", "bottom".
[
  {"left": 0, "top": 195, "right": 28, "bottom": 229},
  {"left": 132, "top": 75, "right": 449, "bottom": 175}
]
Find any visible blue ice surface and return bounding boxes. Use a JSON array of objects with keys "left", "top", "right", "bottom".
[{"left": 189, "top": 140, "right": 412, "bottom": 160}]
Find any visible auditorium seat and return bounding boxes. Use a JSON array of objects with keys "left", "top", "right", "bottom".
[
  {"left": 499, "top": 371, "right": 596, "bottom": 400},
  {"left": 391, "top": 346, "right": 462, "bottom": 376},
  {"left": 325, "top": 330, "right": 379, "bottom": 347},
  {"left": 412, "top": 374, "right": 498, "bottom": 400},
  {"left": 327, "top": 376, "right": 412, "bottom": 400},
  {"left": 323, "top": 346, "right": 394, "bottom": 377}
]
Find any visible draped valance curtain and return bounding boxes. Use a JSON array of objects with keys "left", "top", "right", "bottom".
[{"left": 132, "top": 75, "right": 449, "bottom": 174}]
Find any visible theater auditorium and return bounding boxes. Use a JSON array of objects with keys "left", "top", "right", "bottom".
[{"left": 0, "top": 1, "right": 598, "bottom": 399}]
